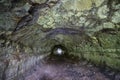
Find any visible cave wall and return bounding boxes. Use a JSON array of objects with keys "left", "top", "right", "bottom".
[{"left": 0, "top": 0, "right": 120, "bottom": 80}]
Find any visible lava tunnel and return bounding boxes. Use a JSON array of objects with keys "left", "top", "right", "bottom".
[{"left": 0, "top": 0, "right": 120, "bottom": 80}]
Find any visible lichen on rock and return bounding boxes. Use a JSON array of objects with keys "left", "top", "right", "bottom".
[
  {"left": 0, "top": 0, "right": 120, "bottom": 80},
  {"left": 112, "top": 10, "right": 120, "bottom": 23},
  {"left": 97, "top": 5, "right": 109, "bottom": 19}
]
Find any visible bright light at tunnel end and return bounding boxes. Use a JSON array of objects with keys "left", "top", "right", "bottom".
[{"left": 56, "top": 48, "right": 63, "bottom": 55}]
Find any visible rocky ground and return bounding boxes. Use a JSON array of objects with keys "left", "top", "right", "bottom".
[{"left": 15, "top": 56, "right": 120, "bottom": 80}]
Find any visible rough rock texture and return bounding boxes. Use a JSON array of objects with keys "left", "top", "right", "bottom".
[{"left": 0, "top": 0, "right": 120, "bottom": 80}]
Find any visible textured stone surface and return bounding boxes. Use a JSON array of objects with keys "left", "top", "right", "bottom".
[{"left": 0, "top": 0, "right": 120, "bottom": 80}]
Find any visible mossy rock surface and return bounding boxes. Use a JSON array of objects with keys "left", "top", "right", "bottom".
[{"left": 0, "top": 0, "right": 120, "bottom": 79}]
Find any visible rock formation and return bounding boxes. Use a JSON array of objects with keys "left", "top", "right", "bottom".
[{"left": 0, "top": 0, "right": 120, "bottom": 80}]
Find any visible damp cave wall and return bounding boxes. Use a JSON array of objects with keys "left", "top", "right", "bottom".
[{"left": 0, "top": 0, "right": 120, "bottom": 79}]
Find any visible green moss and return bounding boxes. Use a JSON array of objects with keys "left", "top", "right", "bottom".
[
  {"left": 97, "top": 33, "right": 118, "bottom": 48},
  {"left": 103, "top": 56, "right": 120, "bottom": 70}
]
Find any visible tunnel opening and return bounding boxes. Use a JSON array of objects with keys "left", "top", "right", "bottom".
[
  {"left": 49, "top": 44, "right": 80, "bottom": 61},
  {"left": 50, "top": 44, "right": 68, "bottom": 57}
]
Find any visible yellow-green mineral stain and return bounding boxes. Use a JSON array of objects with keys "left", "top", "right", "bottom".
[
  {"left": 93, "top": 0, "right": 104, "bottom": 7},
  {"left": 62, "top": 0, "right": 92, "bottom": 11}
]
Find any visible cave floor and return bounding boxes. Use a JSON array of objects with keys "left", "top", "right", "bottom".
[{"left": 20, "top": 57, "right": 118, "bottom": 80}]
